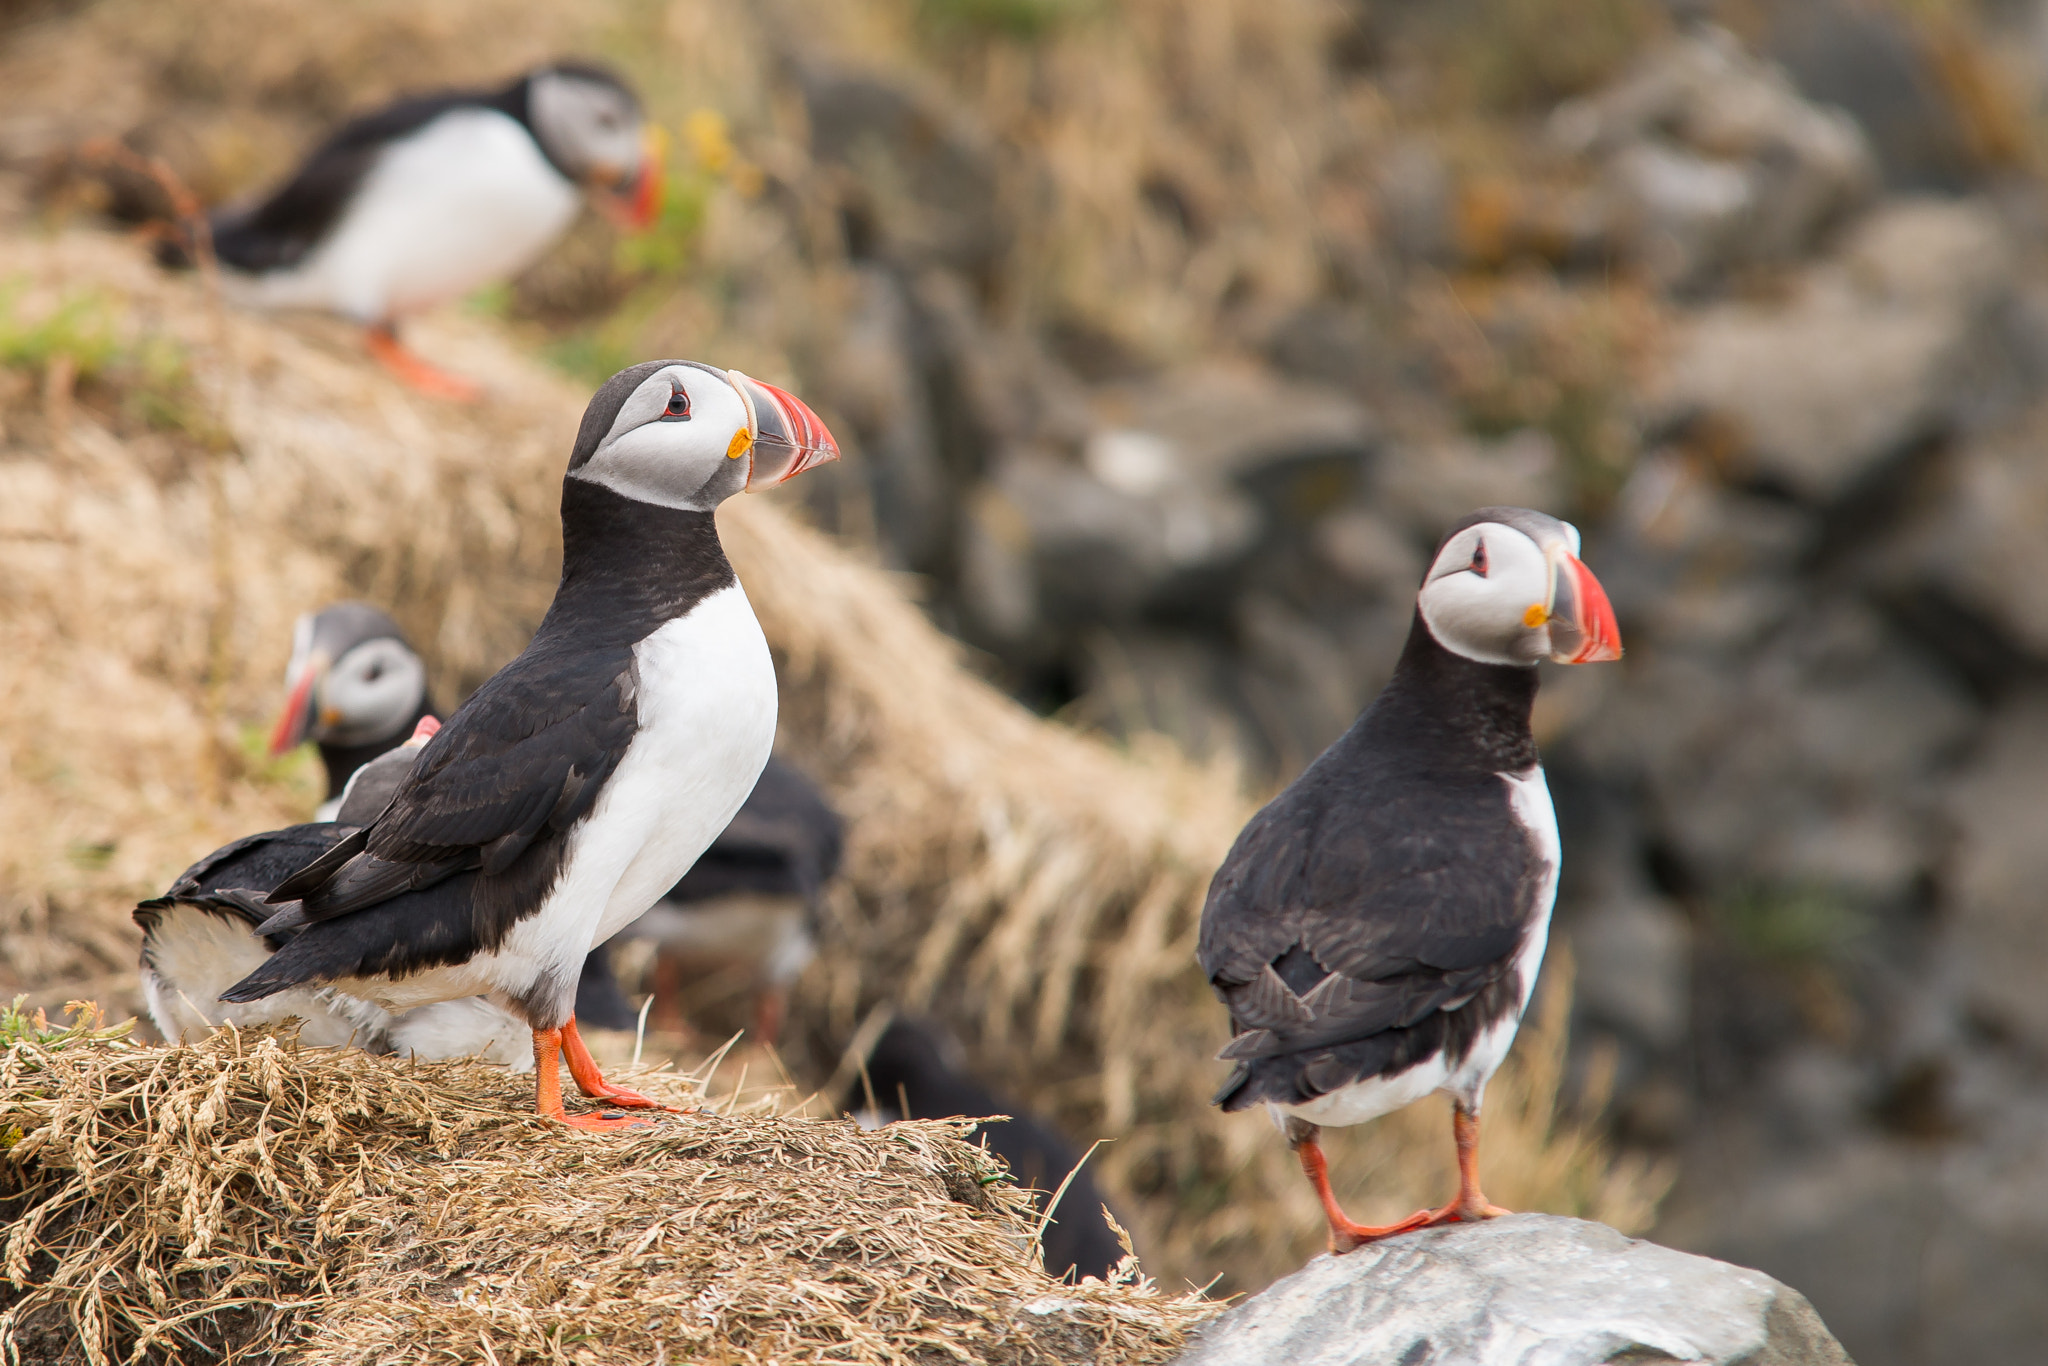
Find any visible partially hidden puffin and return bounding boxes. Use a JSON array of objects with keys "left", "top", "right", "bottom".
[
  {"left": 266, "top": 601, "right": 436, "bottom": 820},
  {"left": 848, "top": 1017, "right": 1128, "bottom": 1283},
  {"left": 163, "top": 61, "right": 663, "bottom": 398},
  {"left": 217, "top": 360, "right": 837, "bottom": 1129},
  {"left": 1198, "top": 507, "right": 1622, "bottom": 1252},
  {"left": 138, "top": 718, "right": 535, "bottom": 1067}
]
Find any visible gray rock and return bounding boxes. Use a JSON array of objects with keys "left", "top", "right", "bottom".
[
  {"left": 1169, "top": 1215, "right": 1852, "bottom": 1366},
  {"left": 1569, "top": 891, "right": 1692, "bottom": 1052},
  {"left": 1550, "top": 27, "right": 1875, "bottom": 288},
  {"left": 1888, "top": 405, "right": 2048, "bottom": 663},
  {"left": 1944, "top": 696, "right": 2048, "bottom": 1053},
  {"left": 802, "top": 67, "right": 1004, "bottom": 275},
  {"left": 1646, "top": 199, "right": 2010, "bottom": 503}
]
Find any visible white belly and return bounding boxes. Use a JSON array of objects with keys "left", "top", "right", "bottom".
[
  {"left": 1275, "top": 764, "right": 1561, "bottom": 1129},
  {"left": 348, "top": 583, "right": 777, "bottom": 1022},
  {"left": 236, "top": 108, "right": 582, "bottom": 323}
]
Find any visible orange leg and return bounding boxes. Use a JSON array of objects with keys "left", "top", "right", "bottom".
[
  {"left": 559, "top": 1016, "right": 675, "bottom": 1111},
  {"left": 365, "top": 323, "right": 482, "bottom": 402},
  {"left": 751, "top": 983, "right": 788, "bottom": 1048},
  {"left": 1289, "top": 1105, "right": 1510, "bottom": 1254},
  {"left": 532, "top": 1023, "right": 656, "bottom": 1132}
]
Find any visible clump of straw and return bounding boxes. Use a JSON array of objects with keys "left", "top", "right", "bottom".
[{"left": 1, "top": 1024, "right": 1211, "bottom": 1365}]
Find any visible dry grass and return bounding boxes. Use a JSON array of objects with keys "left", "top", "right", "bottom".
[{"left": 1, "top": 1022, "right": 1209, "bottom": 1365}]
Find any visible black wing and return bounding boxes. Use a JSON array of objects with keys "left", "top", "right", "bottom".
[
  {"left": 258, "top": 642, "right": 640, "bottom": 937},
  {"left": 210, "top": 90, "right": 499, "bottom": 273},
  {"left": 134, "top": 823, "right": 358, "bottom": 941},
  {"left": 1196, "top": 756, "right": 1546, "bottom": 1106}
]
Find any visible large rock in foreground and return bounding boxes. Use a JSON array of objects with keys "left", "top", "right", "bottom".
[{"left": 1170, "top": 1215, "right": 1852, "bottom": 1366}]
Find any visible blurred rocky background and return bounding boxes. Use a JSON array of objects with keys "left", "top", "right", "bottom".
[{"left": 10, "top": 0, "right": 2048, "bottom": 1360}]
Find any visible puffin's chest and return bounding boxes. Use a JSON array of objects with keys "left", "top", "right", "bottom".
[{"left": 585, "top": 583, "right": 779, "bottom": 937}]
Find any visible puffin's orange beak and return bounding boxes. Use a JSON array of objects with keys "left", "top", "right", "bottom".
[
  {"left": 593, "top": 125, "right": 667, "bottom": 232},
  {"left": 727, "top": 371, "right": 841, "bottom": 489},
  {"left": 267, "top": 657, "right": 324, "bottom": 758},
  {"left": 1546, "top": 551, "right": 1622, "bottom": 664}
]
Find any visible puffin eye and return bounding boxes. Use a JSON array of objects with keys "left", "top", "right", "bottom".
[
  {"left": 662, "top": 388, "right": 691, "bottom": 421},
  {"left": 1469, "top": 540, "right": 1488, "bottom": 577},
  {"left": 364, "top": 662, "right": 384, "bottom": 683}
]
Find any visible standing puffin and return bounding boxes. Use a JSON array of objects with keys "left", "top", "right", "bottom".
[
  {"left": 163, "top": 62, "right": 663, "bottom": 398},
  {"left": 267, "top": 601, "right": 436, "bottom": 820},
  {"left": 218, "top": 360, "right": 838, "bottom": 1129},
  {"left": 1199, "top": 507, "right": 1622, "bottom": 1252}
]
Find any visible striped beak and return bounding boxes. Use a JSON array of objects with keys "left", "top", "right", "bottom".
[
  {"left": 726, "top": 371, "right": 841, "bottom": 489},
  {"left": 1544, "top": 548, "right": 1622, "bottom": 664},
  {"left": 267, "top": 651, "right": 327, "bottom": 757}
]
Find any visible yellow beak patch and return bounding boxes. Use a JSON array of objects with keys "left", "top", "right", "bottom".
[
  {"left": 1523, "top": 604, "right": 1550, "bottom": 628},
  {"left": 726, "top": 429, "right": 753, "bottom": 460}
]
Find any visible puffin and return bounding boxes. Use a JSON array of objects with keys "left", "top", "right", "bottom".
[
  {"left": 848, "top": 1017, "right": 1128, "bottom": 1283},
  {"left": 160, "top": 61, "right": 663, "bottom": 398},
  {"left": 138, "top": 717, "right": 533, "bottom": 1066},
  {"left": 626, "top": 755, "right": 843, "bottom": 1044},
  {"left": 217, "top": 359, "right": 838, "bottom": 1130},
  {"left": 266, "top": 601, "right": 436, "bottom": 820},
  {"left": 1198, "top": 507, "right": 1622, "bottom": 1252}
]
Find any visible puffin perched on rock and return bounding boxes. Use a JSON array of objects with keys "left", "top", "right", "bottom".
[
  {"left": 161, "top": 62, "right": 662, "bottom": 398},
  {"left": 211, "top": 360, "right": 836, "bottom": 1129},
  {"left": 1199, "top": 507, "right": 1621, "bottom": 1252},
  {"left": 139, "top": 718, "right": 534, "bottom": 1066}
]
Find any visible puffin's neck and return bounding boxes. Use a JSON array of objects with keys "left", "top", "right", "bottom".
[
  {"left": 539, "top": 481, "right": 736, "bottom": 648},
  {"left": 1360, "top": 611, "right": 1540, "bottom": 773},
  {"left": 317, "top": 694, "right": 437, "bottom": 798}
]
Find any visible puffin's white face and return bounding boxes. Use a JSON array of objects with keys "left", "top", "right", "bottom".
[
  {"left": 316, "top": 637, "right": 428, "bottom": 746},
  {"left": 529, "top": 71, "right": 646, "bottom": 189},
  {"left": 1418, "top": 516, "right": 1621, "bottom": 667},
  {"left": 270, "top": 604, "right": 429, "bottom": 757},
  {"left": 570, "top": 362, "right": 840, "bottom": 512}
]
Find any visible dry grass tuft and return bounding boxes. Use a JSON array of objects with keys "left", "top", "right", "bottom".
[{"left": 1, "top": 1025, "right": 1208, "bottom": 1365}]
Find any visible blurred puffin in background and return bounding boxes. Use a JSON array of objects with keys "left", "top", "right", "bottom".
[
  {"left": 159, "top": 61, "right": 663, "bottom": 398},
  {"left": 217, "top": 360, "right": 838, "bottom": 1129},
  {"left": 1199, "top": 507, "right": 1622, "bottom": 1254},
  {"left": 848, "top": 1017, "right": 1128, "bottom": 1283},
  {"left": 267, "top": 601, "right": 435, "bottom": 820}
]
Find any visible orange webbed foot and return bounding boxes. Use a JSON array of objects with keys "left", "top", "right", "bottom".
[{"left": 365, "top": 324, "right": 482, "bottom": 402}]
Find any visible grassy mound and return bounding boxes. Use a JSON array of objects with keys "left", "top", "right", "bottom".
[{"left": 1, "top": 1023, "right": 1208, "bottom": 1365}]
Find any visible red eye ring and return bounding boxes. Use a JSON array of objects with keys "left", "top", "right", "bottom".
[
  {"left": 663, "top": 388, "right": 691, "bottom": 420},
  {"left": 1470, "top": 539, "right": 1488, "bottom": 577}
]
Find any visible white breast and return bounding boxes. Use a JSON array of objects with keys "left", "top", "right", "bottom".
[
  {"left": 1276, "top": 764, "right": 1562, "bottom": 1129},
  {"left": 237, "top": 108, "right": 582, "bottom": 323},
  {"left": 461, "top": 582, "right": 778, "bottom": 1020}
]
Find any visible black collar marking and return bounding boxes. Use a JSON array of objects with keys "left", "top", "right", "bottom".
[{"left": 1196, "top": 610, "right": 1550, "bottom": 1112}]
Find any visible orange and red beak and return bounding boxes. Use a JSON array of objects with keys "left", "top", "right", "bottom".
[
  {"left": 592, "top": 125, "right": 667, "bottom": 232},
  {"left": 267, "top": 654, "right": 325, "bottom": 758},
  {"left": 726, "top": 370, "right": 841, "bottom": 489},
  {"left": 1545, "top": 549, "right": 1623, "bottom": 664}
]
